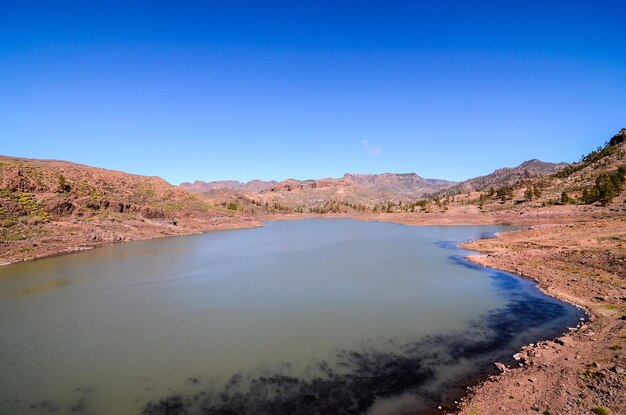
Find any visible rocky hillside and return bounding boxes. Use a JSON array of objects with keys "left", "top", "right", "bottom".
[
  {"left": 0, "top": 156, "right": 259, "bottom": 263},
  {"left": 342, "top": 173, "right": 456, "bottom": 197},
  {"left": 548, "top": 129, "right": 626, "bottom": 204},
  {"left": 458, "top": 129, "right": 626, "bottom": 211},
  {"left": 0, "top": 156, "right": 227, "bottom": 221},
  {"left": 446, "top": 159, "right": 568, "bottom": 194},
  {"left": 180, "top": 179, "right": 276, "bottom": 193},
  {"left": 181, "top": 172, "right": 457, "bottom": 215},
  {"left": 3, "top": 129, "right": 623, "bottom": 263},
  {"left": 179, "top": 131, "right": 625, "bottom": 216},
  {"left": 184, "top": 173, "right": 455, "bottom": 200}
]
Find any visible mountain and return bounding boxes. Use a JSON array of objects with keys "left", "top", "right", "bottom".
[
  {"left": 180, "top": 179, "right": 276, "bottom": 193},
  {"left": 342, "top": 173, "right": 456, "bottom": 197},
  {"left": 445, "top": 129, "right": 626, "bottom": 210},
  {"left": 3, "top": 128, "right": 624, "bottom": 263},
  {"left": 182, "top": 173, "right": 455, "bottom": 198},
  {"left": 446, "top": 159, "right": 569, "bottom": 194},
  {"left": 244, "top": 173, "right": 457, "bottom": 212}
]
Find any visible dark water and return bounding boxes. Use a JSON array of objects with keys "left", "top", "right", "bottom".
[{"left": 0, "top": 219, "right": 583, "bottom": 414}]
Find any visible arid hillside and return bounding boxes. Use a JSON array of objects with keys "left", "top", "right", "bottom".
[
  {"left": 2, "top": 130, "right": 625, "bottom": 262},
  {"left": 0, "top": 156, "right": 260, "bottom": 264},
  {"left": 446, "top": 159, "right": 568, "bottom": 194},
  {"left": 180, "top": 179, "right": 277, "bottom": 193},
  {"left": 180, "top": 130, "right": 626, "bottom": 218},
  {"left": 181, "top": 172, "right": 456, "bottom": 215}
]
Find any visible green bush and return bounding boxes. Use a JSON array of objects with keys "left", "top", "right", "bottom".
[
  {"left": 591, "top": 406, "right": 611, "bottom": 415},
  {"left": 582, "top": 166, "right": 626, "bottom": 205}
]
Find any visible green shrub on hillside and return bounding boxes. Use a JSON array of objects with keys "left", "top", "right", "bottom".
[
  {"left": 591, "top": 406, "right": 611, "bottom": 415},
  {"left": 582, "top": 166, "right": 626, "bottom": 205},
  {"left": 555, "top": 130, "right": 625, "bottom": 178}
]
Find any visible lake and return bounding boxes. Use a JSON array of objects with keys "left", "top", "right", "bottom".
[{"left": 0, "top": 219, "right": 583, "bottom": 414}]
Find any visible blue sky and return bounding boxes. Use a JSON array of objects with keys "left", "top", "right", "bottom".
[{"left": 1, "top": 1, "right": 625, "bottom": 184}]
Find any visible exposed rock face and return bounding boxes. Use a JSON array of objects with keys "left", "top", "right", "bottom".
[
  {"left": 447, "top": 159, "right": 569, "bottom": 193},
  {"left": 180, "top": 173, "right": 457, "bottom": 214},
  {"left": 342, "top": 172, "right": 456, "bottom": 197},
  {"left": 263, "top": 178, "right": 355, "bottom": 193},
  {"left": 180, "top": 179, "right": 276, "bottom": 193}
]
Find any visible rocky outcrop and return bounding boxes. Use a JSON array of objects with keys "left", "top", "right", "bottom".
[
  {"left": 342, "top": 172, "right": 456, "bottom": 197},
  {"left": 180, "top": 179, "right": 276, "bottom": 192},
  {"left": 446, "top": 159, "right": 569, "bottom": 194}
]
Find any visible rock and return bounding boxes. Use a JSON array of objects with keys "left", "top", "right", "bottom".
[
  {"left": 554, "top": 337, "right": 571, "bottom": 346},
  {"left": 495, "top": 362, "right": 508, "bottom": 373},
  {"left": 610, "top": 365, "right": 624, "bottom": 375},
  {"left": 513, "top": 352, "right": 528, "bottom": 363}
]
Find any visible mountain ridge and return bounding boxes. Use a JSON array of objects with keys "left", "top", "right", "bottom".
[{"left": 2, "top": 128, "right": 625, "bottom": 262}]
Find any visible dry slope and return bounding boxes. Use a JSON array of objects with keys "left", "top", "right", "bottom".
[{"left": 0, "top": 156, "right": 260, "bottom": 264}]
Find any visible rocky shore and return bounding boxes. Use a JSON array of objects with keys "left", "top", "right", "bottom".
[
  {"left": 448, "top": 218, "right": 626, "bottom": 415},
  {"left": 0, "top": 214, "right": 262, "bottom": 266}
]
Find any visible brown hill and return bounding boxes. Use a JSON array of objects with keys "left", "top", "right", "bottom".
[
  {"left": 449, "top": 129, "right": 626, "bottom": 212},
  {"left": 446, "top": 159, "right": 568, "bottom": 194},
  {"left": 342, "top": 172, "right": 456, "bottom": 197},
  {"left": 2, "top": 129, "right": 624, "bottom": 262},
  {"left": 180, "top": 179, "right": 276, "bottom": 193},
  {"left": 0, "top": 156, "right": 259, "bottom": 263},
  {"left": 178, "top": 131, "right": 625, "bottom": 216}
]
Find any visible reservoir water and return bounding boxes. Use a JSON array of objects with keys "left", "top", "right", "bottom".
[{"left": 0, "top": 219, "right": 583, "bottom": 414}]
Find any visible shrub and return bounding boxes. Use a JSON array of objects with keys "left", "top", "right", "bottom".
[
  {"left": 57, "top": 174, "right": 71, "bottom": 192},
  {"left": 591, "top": 406, "right": 611, "bottom": 415},
  {"left": 582, "top": 166, "right": 626, "bottom": 205}
]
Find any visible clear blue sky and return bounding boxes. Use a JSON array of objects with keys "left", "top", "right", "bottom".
[{"left": 1, "top": 1, "right": 625, "bottom": 184}]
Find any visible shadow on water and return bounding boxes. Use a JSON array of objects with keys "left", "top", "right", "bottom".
[
  {"left": 141, "top": 283, "right": 583, "bottom": 415},
  {"left": 6, "top": 228, "right": 584, "bottom": 415}
]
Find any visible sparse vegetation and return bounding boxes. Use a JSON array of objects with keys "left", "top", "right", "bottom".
[
  {"left": 496, "top": 186, "right": 514, "bottom": 202},
  {"left": 591, "top": 406, "right": 611, "bottom": 415},
  {"left": 581, "top": 166, "right": 626, "bottom": 205},
  {"left": 555, "top": 130, "right": 625, "bottom": 178},
  {"left": 57, "top": 174, "right": 71, "bottom": 192}
]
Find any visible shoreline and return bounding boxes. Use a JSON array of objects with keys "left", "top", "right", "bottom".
[
  {"left": 0, "top": 204, "right": 616, "bottom": 266},
  {"left": 447, "top": 218, "right": 625, "bottom": 415}
]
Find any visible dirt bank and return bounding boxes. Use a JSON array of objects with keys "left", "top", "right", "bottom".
[
  {"left": 0, "top": 214, "right": 262, "bottom": 266},
  {"left": 446, "top": 218, "right": 626, "bottom": 415}
]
